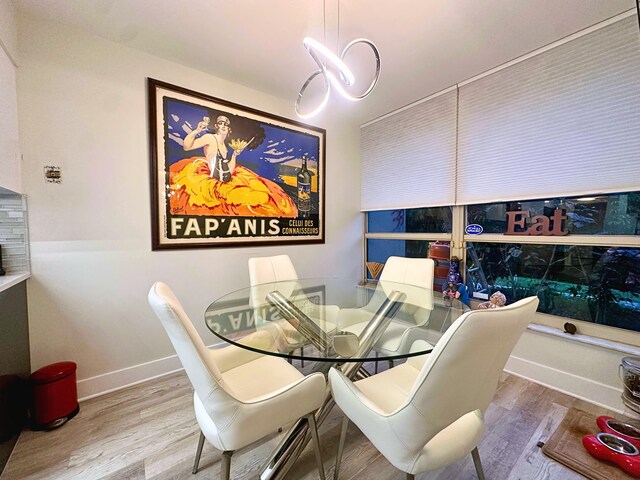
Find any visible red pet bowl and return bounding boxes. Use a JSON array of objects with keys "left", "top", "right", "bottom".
[
  {"left": 597, "top": 416, "right": 640, "bottom": 448},
  {"left": 583, "top": 432, "right": 640, "bottom": 478}
]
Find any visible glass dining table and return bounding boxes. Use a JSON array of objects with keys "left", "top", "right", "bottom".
[{"left": 204, "top": 278, "right": 466, "bottom": 480}]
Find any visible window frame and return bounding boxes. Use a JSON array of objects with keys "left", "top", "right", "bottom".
[{"left": 363, "top": 206, "right": 458, "bottom": 282}]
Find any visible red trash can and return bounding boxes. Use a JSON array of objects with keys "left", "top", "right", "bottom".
[{"left": 30, "top": 362, "right": 79, "bottom": 430}]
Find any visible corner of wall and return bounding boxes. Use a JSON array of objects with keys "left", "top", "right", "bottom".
[{"left": 0, "top": 0, "right": 18, "bottom": 64}]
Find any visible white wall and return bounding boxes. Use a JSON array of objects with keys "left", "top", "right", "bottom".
[
  {"left": 17, "top": 12, "right": 362, "bottom": 398},
  {"left": 0, "top": 0, "right": 21, "bottom": 193},
  {"left": 521, "top": 313, "right": 640, "bottom": 414},
  {"left": 0, "top": 0, "right": 18, "bottom": 59},
  {"left": 507, "top": 329, "right": 629, "bottom": 413}
]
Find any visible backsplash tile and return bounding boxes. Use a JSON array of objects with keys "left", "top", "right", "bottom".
[{"left": 0, "top": 194, "right": 29, "bottom": 275}]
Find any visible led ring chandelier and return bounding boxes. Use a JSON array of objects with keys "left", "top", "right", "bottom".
[{"left": 295, "top": 37, "right": 381, "bottom": 119}]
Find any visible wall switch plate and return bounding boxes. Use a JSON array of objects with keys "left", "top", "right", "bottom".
[{"left": 44, "top": 166, "right": 61, "bottom": 183}]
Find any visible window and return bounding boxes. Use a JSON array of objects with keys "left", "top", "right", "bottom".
[
  {"left": 466, "top": 242, "right": 640, "bottom": 330},
  {"left": 468, "top": 192, "right": 640, "bottom": 235},
  {"left": 363, "top": 192, "right": 640, "bottom": 335},
  {"left": 366, "top": 207, "right": 452, "bottom": 235},
  {"left": 464, "top": 191, "right": 640, "bottom": 334},
  {"left": 364, "top": 207, "right": 452, "bottom": 286}
]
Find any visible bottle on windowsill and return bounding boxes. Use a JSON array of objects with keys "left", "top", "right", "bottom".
[{"left": 296, "top": 155, "right": 312, "bottom": 218}]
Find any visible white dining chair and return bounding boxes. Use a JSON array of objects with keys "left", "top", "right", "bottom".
[
  {"left": 148, "top": 281, "right": 327, "bottom": 480},
  {"left": 337, "top": 256, "right": 435, "bottom": 369},
  {"left": 330, "top": 296, "right": 539, "bottom": 479},
  {"left": 248, "top": 255, "right": 338, "bottom": 357}
]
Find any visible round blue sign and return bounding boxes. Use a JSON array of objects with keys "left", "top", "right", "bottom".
[{"left": 465, "top": 224, "right": 483, "bottom": 235}]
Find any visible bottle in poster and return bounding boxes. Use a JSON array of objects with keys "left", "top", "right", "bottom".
[{"left": 296, "top": 155, "right": 312, "bottom": 218}]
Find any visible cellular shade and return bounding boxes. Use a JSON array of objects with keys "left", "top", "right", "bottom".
[
  {"left": 456, "top": 15, "right": 640, "bottom": 205},
  {"left": 360, "top": 88, "right": 457, "bottom": 211}
]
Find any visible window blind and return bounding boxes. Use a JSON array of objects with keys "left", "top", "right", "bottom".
[
  {"left": 456, "top": 15, "right": 640, "bottom": 205},
  {"left": 360, "top": 88, "right": 457, "bottom": 211}
]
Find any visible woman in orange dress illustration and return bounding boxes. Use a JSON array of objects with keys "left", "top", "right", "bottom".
[{"left": 169, "top": 115, "right": 298, "bottom": 217}]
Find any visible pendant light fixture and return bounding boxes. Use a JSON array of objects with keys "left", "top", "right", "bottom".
[{"left": 295, "top": 0, "right": 381, "bottom": 119}]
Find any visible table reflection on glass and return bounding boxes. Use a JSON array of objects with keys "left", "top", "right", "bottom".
[{"left": 204, "top": 278, "right": 465, "bottom": 480}]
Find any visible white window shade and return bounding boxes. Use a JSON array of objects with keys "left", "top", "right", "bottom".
[
  {"left": 360, "top": 88, "right": 457, "bottom": 211},
  {"left": 457, "top": 15, "right": 640, "bottom": 205}
]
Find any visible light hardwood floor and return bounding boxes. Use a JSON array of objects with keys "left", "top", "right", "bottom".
[{"left": 1, "top": 362, "right": 611, "bottom": 480}]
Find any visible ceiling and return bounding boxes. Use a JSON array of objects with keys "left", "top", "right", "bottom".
[{"left": 16, "top": 0, "right": 637, "bottom": 124}]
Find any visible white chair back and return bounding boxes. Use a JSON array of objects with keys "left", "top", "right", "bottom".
[
  {"left": 249, "top": 254, "right": 298, "bottom": 284},
  {"left": 148, "top": 282, "right": 239, "bottom": 431},
  {"left": 247, "top": 254, "right": 296, "bottom": 308},
  {"left": 379, "top": 256, "right": 435, "bottom": 324},
  {"left": 248, "top": 255, "right": 309, "bottom": 350},
  {"left": 249, "top": 254, "right": 299, "bottom": 307},
  {"left": 380, "top": 256, "right": 434, "bottom": 288},
  {"left": 386, "top": 296, "right": 539, "bottom": 467}
]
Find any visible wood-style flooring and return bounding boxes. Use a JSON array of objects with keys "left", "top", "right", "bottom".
[{"left": 1, "top": 361, "right": 612, "bottom": 480}]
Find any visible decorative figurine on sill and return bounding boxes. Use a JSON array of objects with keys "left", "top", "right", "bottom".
[
  {"left": 442, "top": 256, "right": 469, "bottom": 306},
  {"left": 477, "top": 291, "right": 507, "bottom": 309}
]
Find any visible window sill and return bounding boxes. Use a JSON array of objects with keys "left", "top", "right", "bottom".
[{"left": 527, "top": 323, "right": 640, "bottom": 356}]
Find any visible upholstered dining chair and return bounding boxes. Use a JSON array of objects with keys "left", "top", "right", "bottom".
[
  {"left": 329, "top": 296, "right": 539, "bottom": 480},
  {"left": 248, "top": 255, "right": 338, "bottom": 356},
  {"left": 337, "top": 256, "right": 435, "bottom": 369},
  {"left": 148, "top": 282, "right": 327, "bottom": 480},
  {"left": 248, "top": 254, "right": 299, "bottom": 285}
]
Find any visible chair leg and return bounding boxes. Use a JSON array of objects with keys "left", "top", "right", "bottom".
[
  {"left": 300, "top": 347, "right": 305, "bottom": 368},
  {"left": 388, "top": 359, "right": 394, "bottom": 370},
  {"left": 374, "top": 351, "right": 379, "bottom": 374},
  {"left": 334, "top": 415, "right": 349, "bottom": 480},
  {"left": 471, "top": 446, "right": 486, "bottom": 480},
  {"left": 192, "top": 431, "right": 205, "bottom": 474},
  {"left": 306, "top": 413, "right": 325, "bottom": 480},
  {"left": 221, "top": 450, "right": 234, "bottom": 480},
  {"left": 406, "top": 474, "right": 415, "bottom": 480}
]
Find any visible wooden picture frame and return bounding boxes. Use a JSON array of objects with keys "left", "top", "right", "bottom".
[{"left": 148, "top": 79, "right": 325, "bottom": 250}]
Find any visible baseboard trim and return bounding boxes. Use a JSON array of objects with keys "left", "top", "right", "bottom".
[
  {"left": 505, "top": 354, "right": 625, "bottom": 414},
  {"left": 78, "top": 348, "right": 625, "bottom": 413},
  {"left": 76, "top": 355, "right": 183, "bottom": 401},
  {"left": 76, "top": 340, "right": 228, "bottom": 401}
]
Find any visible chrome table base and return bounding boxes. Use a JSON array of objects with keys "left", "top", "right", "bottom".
[{"left": 259, "top": 291, "right": 406, "bottom": 480}]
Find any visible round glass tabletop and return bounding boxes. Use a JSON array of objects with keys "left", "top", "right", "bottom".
[{"left": 205, "top": 278, "right": 466, "bottom": 362}]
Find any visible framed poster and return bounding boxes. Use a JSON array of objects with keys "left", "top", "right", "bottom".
[{"left": 148, "top": 78, "right": 325, "bottom": 250}]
